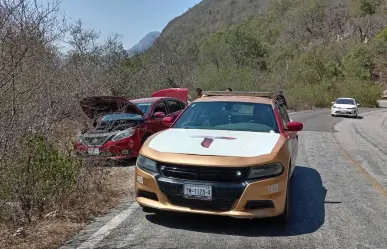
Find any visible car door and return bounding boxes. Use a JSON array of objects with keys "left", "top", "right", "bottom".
[
  {"left": 277, "top": 104, "right": 297, "bottom": 177},
  {"left": 166, "top": 99, "right": 186, "bottom": 121},
  {"left": 147, "top": 101, "right": 170, "bottom": 133}
]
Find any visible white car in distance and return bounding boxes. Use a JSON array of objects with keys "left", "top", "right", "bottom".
[{"left": 331, "top": 98, "right": 360, "bottom": 118}]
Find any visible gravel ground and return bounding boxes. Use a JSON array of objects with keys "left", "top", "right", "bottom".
[{"left": 61, "top": 108, "right": 387, "bottom": 249}]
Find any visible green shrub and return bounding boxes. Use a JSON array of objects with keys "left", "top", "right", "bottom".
[{"left": 1, "top": 134, "right": 83, "bottom": 222}]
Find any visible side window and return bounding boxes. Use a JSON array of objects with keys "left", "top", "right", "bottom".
[
  {"left": 277, "top": 104, "right": 290, "bottom": 129},
  {"left": 167, "top": 100, "right": 184, "bottom": 113},
  {"left": 178, "top": 100, "right": 186, "bottom": 109},
  {"left": 153, "top": 102, "right": 168, "bottom": 115}
]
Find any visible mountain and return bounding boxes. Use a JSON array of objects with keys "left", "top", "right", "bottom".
[
  {"left": 132, "top": 0, "right": 387, "bottom": 109},
  {"left": 128, "top": 31, "right": 160, "bottom": 56}
]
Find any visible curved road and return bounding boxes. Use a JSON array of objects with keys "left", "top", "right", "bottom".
[{"left": 62, "top": 108, "right": 387, "bottom": 249}]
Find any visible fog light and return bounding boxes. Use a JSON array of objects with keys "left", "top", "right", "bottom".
[{"left": 122, "top": 150, "right": 131, "bottom": 155}]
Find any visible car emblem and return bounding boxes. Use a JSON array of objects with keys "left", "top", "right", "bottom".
[
  {"left": 191, "top": 135, "right": 236, "bottom": 148},
  {"left": 92, "top": 138, "right": 98, "bottom": 144}
]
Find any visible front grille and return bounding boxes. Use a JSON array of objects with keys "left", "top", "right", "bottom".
[
  {"left": 82, "top": 135, "right": 110, "bottom": 146},
  {"left": 167, "top": 195, "right": 234, "bottom": 211},
  {"left": 156, "top": 177, "right": 246, "bottom": 212},
  {"left": 158, "top": 164, "right": 250, "bottom": 182}
]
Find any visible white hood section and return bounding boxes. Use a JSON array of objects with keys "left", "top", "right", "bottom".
[{"left": 148, "top": 128, "right": 281, "bottom": 157}]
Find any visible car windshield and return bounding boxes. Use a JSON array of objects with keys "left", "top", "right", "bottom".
[
  {"left": 335, "top": 99, "right": 355, "bottom": 105},
  {"left": 101, "top": 103, "right": 151, "bottom": 121},
  {"left": 172, "top": 101, "right": 279, "bottom": 133},
  {"left": 135, "top": 103, "right": 151, "bottom": 114}
]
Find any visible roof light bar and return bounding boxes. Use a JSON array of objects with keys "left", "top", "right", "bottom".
[{"left": 202, "top": 91, "right": 275, "bottom": 99}]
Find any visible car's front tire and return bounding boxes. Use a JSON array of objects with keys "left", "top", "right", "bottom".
[{"left": 274, "top": 168, "right": 292, "bottom": 224}]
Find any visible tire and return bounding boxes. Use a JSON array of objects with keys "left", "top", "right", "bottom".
[
  {"left": 274, "top": 167, "right": 292, "bottom": 224},
  {"left": 141, "top": 133, "right": 152, "bottom": 145},
  {"left": 331, "top": 114, "right": 335, "bottom": 117}
]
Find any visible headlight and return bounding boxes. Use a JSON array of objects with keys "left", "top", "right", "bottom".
[
  {"left": 111, "top": 128, "right": 135, "bottom": 142},
  {"left": 248, "top": 163, "right": 284, "bottom": 180},
  {"left": 137, "top": 155, "right": 157, "bottom": 173},
  {"left": 332, "top": 105, "right": 338, "bottom": 108},
  {"left": 76, "top": 136, "right": 84, "bottom": 145}
]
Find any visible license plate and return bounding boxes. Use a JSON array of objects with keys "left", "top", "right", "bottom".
[
  {"left": 88, "top": 147, "right": 100, "bottom": 155},
  {"left": 184, "top": 184, "right": 212, "bottom": 200}
]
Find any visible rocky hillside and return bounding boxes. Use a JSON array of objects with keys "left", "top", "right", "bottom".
[
  {"left": 136, "top": 0, "right": 387, "bottom": 108},
  {"left": 128, "top": 31, "right": 160, "bottom": 56}
]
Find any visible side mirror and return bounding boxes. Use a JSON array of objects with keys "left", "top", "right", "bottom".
[
  {"left": 162, "top": 116, "right": 174, "bottom": 127},
  {"left": 331, "top": 102, "right": 335, "bottom": 104},
  {"left": 153, "top": 112, "right": 165, "bottom": 118},
  {"left": 287, "top": 121, "right": 303, "bottom": 132},
  {"left": 356, "top": 103, "right": 360, "bottom": 106}
]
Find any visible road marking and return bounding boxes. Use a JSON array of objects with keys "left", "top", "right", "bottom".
[
  {"left": 76, "top": 202, "right": 139, "bottom": 249},
  {"left": 330, "top": 120, "right": 387, "bottom": 198}
]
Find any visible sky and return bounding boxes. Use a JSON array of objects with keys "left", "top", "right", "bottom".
[{"left": 58, "top": 0, "right": 201, "bottom": 49}]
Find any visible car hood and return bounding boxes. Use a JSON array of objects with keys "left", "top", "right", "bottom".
[
  {"left": 333, "top": 104, "right": 356, "bottom": 108},
  {"left": 80, "top": 96, "right": 144, "bottom": 119},
  {"left": 151, "top": 88, "right": 189, "bottom": 103},
  {"left": 147, "top": 128, "right": 282, "bottom": 157}
]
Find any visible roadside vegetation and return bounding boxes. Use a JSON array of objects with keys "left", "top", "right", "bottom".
[
  {"left": 0, "top": 0, "right": 386, "bottom": 248},
  {"left": 140, "top": 0, "right": 387, "bottom": 109}
]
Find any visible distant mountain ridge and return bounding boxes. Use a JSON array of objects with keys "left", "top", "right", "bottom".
[{"left": 128, "top": 31, "right": 160, "bottom": 56}]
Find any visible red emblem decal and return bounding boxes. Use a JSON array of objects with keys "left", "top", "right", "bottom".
[{"left": 191, "top": 135, "right": 236, "bottom": 148}]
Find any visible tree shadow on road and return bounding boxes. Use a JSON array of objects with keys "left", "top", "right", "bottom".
[{"left": 146, "top": 166, "right": 326, "bottom": 237}]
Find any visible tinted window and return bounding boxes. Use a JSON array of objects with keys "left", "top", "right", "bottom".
[
  {"left": 167, "top": 100, "right": 184, "bottom": 113},
  {"left": 153, "top": 102, "right": 168, "bottom": 115},
  {"left": 172, "top": 101, "right": 279, "bottom": 133},
  {"left": 335, "top": 99, "right": 355, "bottom": 105}
]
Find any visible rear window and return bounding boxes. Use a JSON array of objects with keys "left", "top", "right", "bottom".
[{"left": 172, "top": 101, "right": 279, "bottom": 133}]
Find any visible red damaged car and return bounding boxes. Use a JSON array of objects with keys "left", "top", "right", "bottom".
[{"left": 73, "top": 88, "right": 188, "bottom": 160}]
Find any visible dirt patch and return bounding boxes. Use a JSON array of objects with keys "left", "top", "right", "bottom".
[{"left": 0, "top": 166, "right": 135, "bottom": 249}]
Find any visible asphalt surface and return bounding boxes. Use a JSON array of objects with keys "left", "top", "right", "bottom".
[{"left": 62, "top": 108, "right": 387, "bottom": 249}]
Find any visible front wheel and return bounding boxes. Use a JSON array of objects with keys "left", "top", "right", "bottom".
[
  {"left": 274, "top": 183, "right": 290, "bottom": 224},
  {"left": 274, "top": 164, "right": 293, "bottom": 224}
]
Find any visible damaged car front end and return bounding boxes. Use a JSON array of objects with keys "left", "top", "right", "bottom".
[{"left": 74, "top": 96, "right": 147, "bottom": 160}]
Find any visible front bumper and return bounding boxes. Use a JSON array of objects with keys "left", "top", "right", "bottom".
[
  {"left": 331, "top": 108, "right": 357, "bottom": 116},
  {"left": 135, "top": 166, "right": 288, "bottom": 219},
  {"left": 73, "top": 139, "right": 139, "bottom": 160}
]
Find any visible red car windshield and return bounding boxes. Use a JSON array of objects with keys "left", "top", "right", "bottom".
[{"left": 172, "top": 101, "right": 279, "bottom": 133}]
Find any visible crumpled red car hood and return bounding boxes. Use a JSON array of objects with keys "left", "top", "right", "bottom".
[{"left": 80, "top": 96, "right": 144, "bottom": 119}]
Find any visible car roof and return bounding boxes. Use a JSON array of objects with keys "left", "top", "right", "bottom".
[
  {"left": 193, "top": 95, "right": 274, "bottom": 105},
  {"left": 336, "top": 97, "right": 355, "bottom": 100}
]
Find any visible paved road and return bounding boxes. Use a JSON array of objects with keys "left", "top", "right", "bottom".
[{"left": 62, "top": 108, "right": 387, "bottom": 249}]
